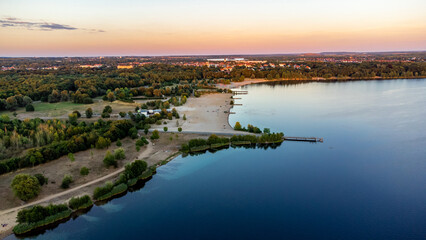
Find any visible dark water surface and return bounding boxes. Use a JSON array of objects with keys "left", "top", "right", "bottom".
[{"left": 8, "top": 79, "right": 426, "bottom": 239}]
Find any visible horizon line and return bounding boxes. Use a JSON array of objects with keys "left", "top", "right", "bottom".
[{"left": 1, "top": 50, "right": 426, "bottom": 59}]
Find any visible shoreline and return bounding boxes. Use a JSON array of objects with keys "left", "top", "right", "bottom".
[
  {"left": 0, "top": 149, "right": 183, "bottom": 239},
  {"left": 216, "top": 76, "right": 426, "bottom": 89}
]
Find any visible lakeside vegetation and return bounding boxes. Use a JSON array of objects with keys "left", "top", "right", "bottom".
[{"left": 181, "top": 133, "right": 284, "bottom": 153}]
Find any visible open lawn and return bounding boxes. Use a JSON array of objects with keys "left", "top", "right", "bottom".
[{"left": 2, "top": 99, "right": 142, "bottom": 120}]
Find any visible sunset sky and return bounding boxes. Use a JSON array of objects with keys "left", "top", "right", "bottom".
[{"left": 1, "top": 0, "right": 425, "bottom": 56}]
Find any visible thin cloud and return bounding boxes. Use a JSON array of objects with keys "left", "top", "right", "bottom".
[{"left": 0, "top": 17, "right": 104, "bottom": 32}]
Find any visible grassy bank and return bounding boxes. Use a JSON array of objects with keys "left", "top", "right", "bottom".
[{"left": 13, "top": 209, "right": 72, "bottom": 235}]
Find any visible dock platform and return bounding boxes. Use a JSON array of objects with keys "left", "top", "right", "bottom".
[{"left": 283, "top": 137, "right": 323, "bottom": 143}]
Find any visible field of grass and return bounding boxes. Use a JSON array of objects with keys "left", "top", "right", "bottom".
[{"left": 2, "top": 98, "right": 139, "bottom": 120}]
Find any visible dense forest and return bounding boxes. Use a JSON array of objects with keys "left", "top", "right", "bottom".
[{"left": 1, "top": 61, "right": 425, "bottom": 111}]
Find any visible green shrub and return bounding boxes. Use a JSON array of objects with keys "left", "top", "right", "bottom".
[
  {"left": 114, "top": 148, "right": 126, "bottom": 160},
  {"left": 11, "top": 174, "right": 41, "bottom": 201},
  {"left": 80, "top": 167, "right": 89, "bottom": 176},
  {"left": 25, "top": 104, "right": 35, "bottom": 112},
  {"left": 68, "top": 195, "right": 93, "bottom": 210},
  {"left": 178, "top": 127, "right": 182, "bottom": 132},
  {"left": 61, "top": 175, "right": 73, "bottom": 189},
  {"left": 116, "top": 139, "right": 122, "bottom": 147},
  {"left": 85, "top": 108, "right": 93, "bottom": 118},
  {"left": 151, "top": 130, "right": 160, "bottom": 140},
  {"left": 14, "top": 204, "right": 71, "bottom": 234},
  {"left": 93, "top": 183, "right": 127, "bottom": 201},
  {"left": 93, "top": 182, "right": 114, "bottom": 200},
  {"left": 163, "top": 127, "right": 168, "bottom": 132},
  {"left": 17, "top": 204, "right": 69, "bottom": 224},
  {"left": 68, "top": 153, "right": 75, "bottom": 162},
  {"left": 34, "top": 174, "right": 48, "bottom": 186},
  {"left": 103, "top": 151, "right": 117, "bottom": 168}
]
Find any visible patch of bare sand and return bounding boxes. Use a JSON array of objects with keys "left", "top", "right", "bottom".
[{"left": 153, "top": 93, "right": 246, "bottom": 135}]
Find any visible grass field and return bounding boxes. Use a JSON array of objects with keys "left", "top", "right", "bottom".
[{"left": 1, "top": 98, "right": 140, "bottom": 120}]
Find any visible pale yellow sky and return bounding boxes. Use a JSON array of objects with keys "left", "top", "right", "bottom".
[{"left": 0, "top": 0, "right": 425, "bottom": 56}]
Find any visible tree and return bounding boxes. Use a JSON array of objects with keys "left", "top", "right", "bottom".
[
  {"left": 151, "top": 130, "right": 160, "bottom": 140},
  {"left": 163, "top": 127, "right": 168, "bottom": 132},
  {"left": 183, "top": 114, "right": 187, "bottom": 120},
  {"left": 11, "top": 174, "right": 41, "bottom": 201},
  {"left": 72, "top": 110, "right": 81, "bottom": 118},
  {"left": 23, "top": 96, "right": 33, "bottom": 106},
  {"left": 5, "top": 96, "right": 18, "bottom": 110},
  {"left": 178, "top": 127, "right": 182, "bottom": 132},
  {"left": 85, "top": 108, "right": 93, "bottom": 118},
  {"left": 119, "top": 112, "right": 126, "bottom": 118},
  {"left": 61, "top": 175, "right": 73, "bottom": 189},
  {"left": 96, "top": 137, "right": 111, "bottom": 149},
  {"left": 103, "top": 105, "right": 112, "bottom": 113},
  {"left": 80, "top": 167, "right": 89, "bottom": 176},
  {"left": 263, "top": 128, "right": 271, "bottom": 134},
  {"left": 123, "top": 160, "right": 147, "bottom": 181},
  {"left": 103, "top": 151, "right": 117, "bottom": 168},
  {"left": 107, "top": 92, "right": 115, "bottom": 102},
  {"left": 234, "top": 122, "right": 242, "bottom": 130},
  {"left": 25, "top": 104, "right": 35, "bottom": 112},
  {"left": 114, "top": 148, "right": 126, "bottom": 160},
  {"left": 68, "top": 113, "right": 78, "bottom": 125}
]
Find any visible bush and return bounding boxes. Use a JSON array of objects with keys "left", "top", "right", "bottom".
[
  {"left": 114, "top": 148, "right": 126, "bottom": 160},
  {"left": 103, "top": 105, "right": 112, "bottom": 113},
  {"left": 96, "top": 137, "right": 111, "bottom": 149},
  {"left": 16, "top": 204, "right": 69, "bottom": 224},
  {"left": 68, "top": 195, "right": 93, "bottom": 210},
  {"left": 234, "top": 122, "right": 242, "bottom": 130},
  {"left": 119, "top": 112, "right": 126, "bottom": 118},
  {"left": 116, "top": 139, "right": 122, "bottom": 146},
  {"left": 85, "top": 108, "right": 93, "bottom": 118},
  {"left": 34, "top": 174, "right": 48, "bottom": 186},
  {"left": 178, "top": 127, "right": 182, "bottom": 132},
  {"left": 163, "top": 127, "right": 168, "bottom": 132},
  {"left": 93, "top": 182, "right": 114, "bottom": 200},
  {"left": 61, "top": 175, "right": 73, "bottom": 189},
  {"left": 151, "top": 130, "right": 160, "bottom": 140},
  {"left": 72, "top": 110, "right": 81, "bottom": 118},
  {"left": 122, "top": 160, "right": 147, "bottom": 182},
  {"left": 93, "top": 182, "right": 127, "bottom": 201},
  {"left": 103, "top": 151, "right": 117, "bottom": 168},
  {"left": 68, "top": 153, "right": 75, "bottom": 162},
  {"left": 11, "top": 174, "right": 41, "bottom": 201},
  {"left": 80, "top": 167, "right": 89, "bottom": 176},
  {"left": 101, "top": 112, "right": 110, "bottom": 118},
  {"left": 14, "top": 208, "right": 71, "bottom": 235},
  {"left": 25, "top": 104, "right": 35, "bottom": 112}
]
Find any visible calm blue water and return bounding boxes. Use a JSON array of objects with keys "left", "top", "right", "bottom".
[{"left": 8, "top": 79, "right": 426, "bottom": 240}]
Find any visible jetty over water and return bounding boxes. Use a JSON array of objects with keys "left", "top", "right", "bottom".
[
  {"left": 284, "top": 136, "right": 323, "bottom": 143},
  {"left": 232, "top": 90, "right": 248, "bottom": 95}
]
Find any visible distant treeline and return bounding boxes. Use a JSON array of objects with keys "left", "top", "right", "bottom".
[{"left": 1, "top": 62, "right": 425, "bottom": 109}]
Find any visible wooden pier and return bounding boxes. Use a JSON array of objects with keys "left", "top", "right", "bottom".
[
  {"left": 283, "top": 136, "right": 323, "bottom": 143},
  {"left": 232, "top": 90, "right": 248, "bottom": 95}
]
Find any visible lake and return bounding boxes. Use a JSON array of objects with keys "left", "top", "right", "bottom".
[{"left": 8, "top": 79, "right": 426, "bottom": 239}]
